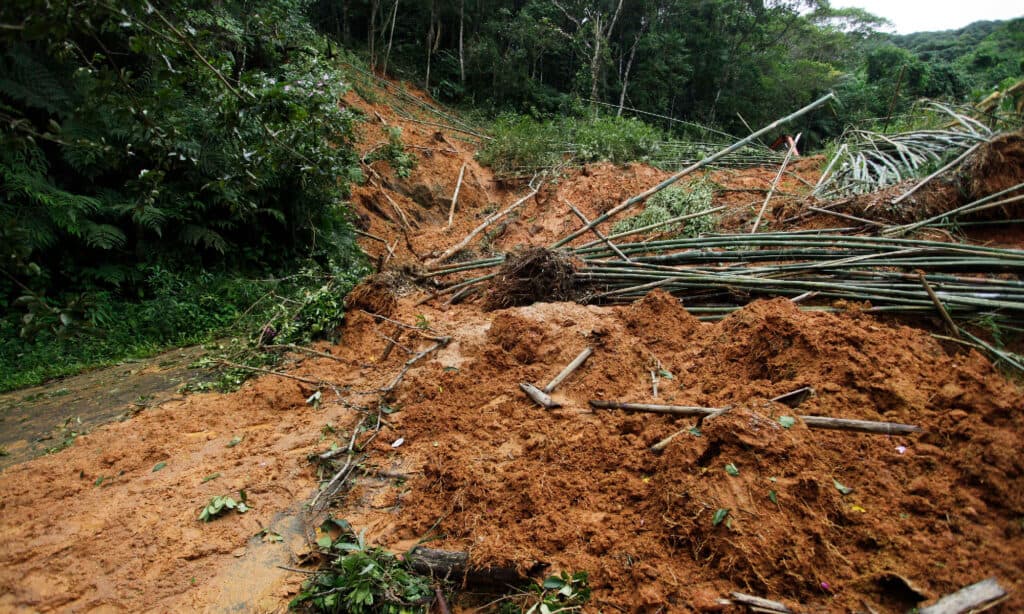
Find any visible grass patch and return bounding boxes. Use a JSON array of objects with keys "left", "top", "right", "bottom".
[{"left": 611, "top": 180, "right": 716, "bottom": 237}]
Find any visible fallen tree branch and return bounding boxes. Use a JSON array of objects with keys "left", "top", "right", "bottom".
[
  {"left": 406, "top": 547, "right": 530, "bottom": 586},
  {"left": 381, "top": 337, "right": 452, "bottom": 396},
  {"left": 217, "top": 360, "right": 334, "bottom": 387},
  {"left": 262, "top": 344, "right": 346, "bottom": 362},
  {"left": 428, "top": 180, "right": 541, "bottom": 267}
]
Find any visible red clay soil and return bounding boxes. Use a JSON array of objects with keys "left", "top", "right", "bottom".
[{"left": 1, "top": 77, "right": 1022, "bottom": 614}]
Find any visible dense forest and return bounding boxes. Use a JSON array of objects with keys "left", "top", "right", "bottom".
[{"left": 1, "top": 0, "right": 1021, "bottom": 391}]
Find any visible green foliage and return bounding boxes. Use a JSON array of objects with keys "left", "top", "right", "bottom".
[
  {"left": 499, "top": 571, "right": 592, "bottom": 614},
  {"left": 479, "top": 113, "right": 663, "bottom": 175},
  {"left": 292, "top": 520, "right": 433, "bottom": 613},
  {"left": 611, "top": 181, "right": 716, "bottom": 237},
  {"left": 198, "top": 491, "right": 250, "bottom": 521},
  {"left": 366, "top": 126, "right": 417, "bottom": 178},
  {"left": 0, "top": 0, "right": 369, "bottom": 390}
]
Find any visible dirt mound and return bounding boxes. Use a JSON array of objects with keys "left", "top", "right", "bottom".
[
  {"left": 484, "top": 247, "right": 580, "bottom": 310},
  {"left": 963, "top": 130, "right": 1024, "bottom": 201},
  {"left": 351, "top": 294, "right": 1024, "bottom": 612},
  {"left": 346, "top": 271, "right": 403, "bottom": 316}
]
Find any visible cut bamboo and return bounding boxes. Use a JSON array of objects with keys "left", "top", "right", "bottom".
[
  {"left": 551, "top": 93, "right": 836, "bottom": 248},
  {"left": 543, "top": 347, "right": 593, "bottom": 394},
  {"left": 919, "top": 577, "right": 1007, "bottom": 614},
  {"left": 751, "top": 133, "right": 800, "bottom": 233},
  {"left": 564, "top": 199, "right": 632, "bottom": 262},
  {"left": 590, "top": 400, "right": 921, "bottom": 435},
  {"left": 447, "top": 163, "right": 467, "bottom": 228},
  {"left": 520, "top": 382, "right": 560, "bottom": 409}
]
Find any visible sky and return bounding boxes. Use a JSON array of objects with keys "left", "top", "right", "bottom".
[{"left": 829, "top": 0, "right": 1023, "bottom": 34}]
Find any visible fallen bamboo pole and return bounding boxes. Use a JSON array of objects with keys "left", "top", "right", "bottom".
[
  {"left": 543, "top": 347, "right": 594, "bottom": 394},
  {"left": 919, "top": 577, "right": 1007, "bottom": 614},
  {"left": 520, "top": 382, "right": 559, "bottom": 409},
  {"left": 552, "top": 93, "right": 835, "bottom": 249},
  {"left": 564, "top": 199, "right": 632, "bottom": 262},
  {"left": 751, "top": 133, "right": 800, "bottom": 233},
  {"left": 447, "top": 163, "right": 467, "bottom": 228},
  {"left": 428, "top": 182, "right": 540, "bottom": 266},
  {"left": 918, "top": 271, "right": 962, "bottom": 339},
  {"left": 589, "top": 400, "right": 921, "bottom": 435},
  {"left": 890, "top": 141, "right": 982, "bottom": 207}
]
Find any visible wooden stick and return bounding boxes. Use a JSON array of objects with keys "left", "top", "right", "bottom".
[
  {"left": 564, "top": 199, "right": 633, "bottom": 262},
  {"left": 918, "top": 271, "right": 962, "bottom": 339},
  {"left": 771, "top": 386, "right": 814, "bottom": 408},
  {"left": 428, "top": 183, "right": 540, "bottom": 266},
  {"left": 797, "top": 416, "right": 921, "bottom": 435},
  {"left": 435, "top": 586, "right": 452, "bottom": 614},
  {"left": 552, "top": 93, "right": 835, "bottom": 248},
  {"left": 262, "top": 344, "right": 345, "bottom": 363},
  {"left": 520, "top": 382, "right": 560, "bottom": 409},
  {"left": 381, "top": 337, "right": 451, "bottom": 396},
  {"left": 217, "top": 361, "right": 331, "bottom": 387},
  {"left": 650, "top": 407, "right": 731, "bottom": 453},
  {"left": 406, "top": 547, "right": 527, "bottom": 586},
  {"left": 575, "top": 206, "right": 727, "bottom": 250},
  {"left": 919, "top": 577, "right": 1007, "bottom": 614},
  {"left": 543, "top": 347, "right": 593, "bottom": 393},
  {"left": 751, "top": 133, "right": 801, "bottom": 233},
  {"left": 590, "top": 400, "right": 922, "bottom": 435},
  {"left": 729, "top": 592, "right": 792, "bottom": 613},
  {"left": 447, "top": 163, "right": 467, "bottom": 228},
  {"left": 354, "top": 228, "right": 388, "bottom": 242}
]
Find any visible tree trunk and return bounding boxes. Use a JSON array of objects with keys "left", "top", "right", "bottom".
[
  {"left": 617, "top": 25, "right": 645, "bottom": 117},
  {"left": 383, "top": 0, "right": 399, "bottom": 76},
  {"left": 459, "top": 0, "right": 465, "bottom": 85},
  {"left": 589, "top": 15, "right": 602, "bottom": 113},
  {"left": 341, "top": 0, "right": 350, "bottom": 45},
  {"left": 369, "top": 0, "right": 380, "bottom": 70},
  {"left": 425, "top": 0, "right": 436, "bottom": 90}
]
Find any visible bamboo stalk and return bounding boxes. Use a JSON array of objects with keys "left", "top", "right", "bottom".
[
  {"left": 447, "top": 163, "right": 467, "bottom": 228},
  {"left": 589, "top": 400, "right": 921, "bottom": 434},
  {"left": 564, "top": 199, "right": 632, "bottom": 262},
  {"left": 751, "top": 133, "right": 800, "bottom": 233},
  {"left": 919, "top": 577, "right": 1007, "bottom": 614},
  {"left": 543, "top": 347, "right": 594, "bottom": 393},
  {"left": 918, "top": 271, "right": 962, "bottom": 339},
  {"left": 520, "top": 382, "right": 559, "bottom": 409},
  {"left": 890, "top": 142, "right": 982, "bottom": 207},
  {"left": 551, "top": 93, "right": 836, "bottom": 248}
]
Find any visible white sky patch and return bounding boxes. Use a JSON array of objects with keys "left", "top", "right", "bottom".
[{"left": 829, "top": 0, "right": 1023, "bottom": 34}]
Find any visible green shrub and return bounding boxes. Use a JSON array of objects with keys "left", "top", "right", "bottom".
[{"left": 612, "top": 180, "right": 716, "bottom": 237}]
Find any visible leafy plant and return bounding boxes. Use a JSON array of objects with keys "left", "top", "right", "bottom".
[
  {"left": 611, "top": 180, "right": 716, "bottom": 237},
  {"left": 292, "top": 520, "right": 434, "bottom": 613},
  {"left": 499, "top": 571, "right": 592, "bottom": 614},
  {"left": 198, "top": 491, "right": 250, "bottom": 522}
]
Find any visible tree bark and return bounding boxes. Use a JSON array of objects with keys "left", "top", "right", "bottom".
[
  {"left": 369, "top": 0, "right": 380, "bottom": 69},
  {"left": 383, "top": 0, "right": 399, "bottom": 76},
  {"left": 616, "top": 21, "right": 646, "bottom": 117},
  {"left": 459, "top": 0, "right": 465, "bottom": 85}
]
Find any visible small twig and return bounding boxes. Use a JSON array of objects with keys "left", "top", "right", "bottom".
[
  {"left": 447, "top": 163, "right": 467, "bottom": 228},
  {"left": 435, "top": 586, "right": 452, "bottom": 614},
  {"left": 381, "top": 337, "right": 452, "bottom": 395},
  {"left": 918, "top": 271, "right": 962, "bottom": 339},
  {"left": 542, "top": 347, "right": 593, "bottom": 394},
  {"left": 354, "top": 228, "right": 388, "bottom": 242},
  {"left": 651, "top": 370, "right": 659, "bottom": 398},
  {"left": 376, "top": 331, "right": 415, "bottom": 357},
  {"left": 263, "top": 344, "right": 345, "bottom": 363},
  {"left": 277, "top": 565, "right": 319, "bottom": 575},
  {"left": 428, "top": 180, "right": 540, "bottom": 266},
  {"left": 217, "top": 360, "right": 331, "bottom": 387}
]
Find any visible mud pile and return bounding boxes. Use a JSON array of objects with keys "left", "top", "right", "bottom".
[{"left": 326, "top": 290, "right": 1024, "bottom": 612}]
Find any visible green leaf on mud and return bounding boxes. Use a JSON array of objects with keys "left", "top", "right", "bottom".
[
  {"left": 769, "top": 490, "right": 778, "bottom": 504},
  {"left": 725, "top": 463, "right": 740, "bottom": 477},
  {"left": 316, "top": 535, "right": 333, "bottom": 549},
  {"left": 833, "top": 478, "right": 854, "bottom": 495},
  {"left": 152, "top": 462, "right": 167, "bottom": 472},
  {"left": 778, "top": 416, "right": 796, "bottom": 429},
  {"left": 712, "top": 508, "right": 730, "bottom": 526},
  {"left": 202, "top": 472, "right": 221, "bottom": 483},
  {"left": 226, "top": 435, "right": 243, "bottom": 448}
]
